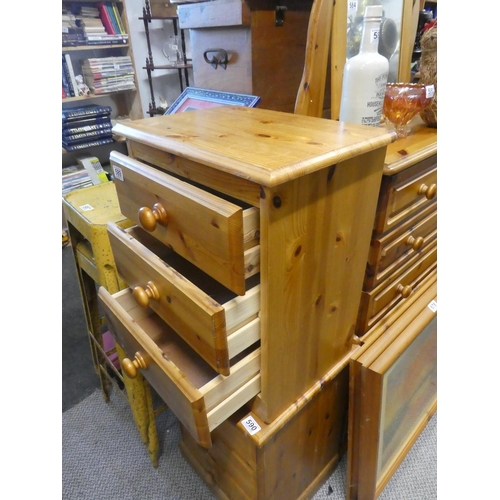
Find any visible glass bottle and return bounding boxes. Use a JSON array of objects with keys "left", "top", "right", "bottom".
[{"left": 339, "top": 5, "right": 389, "bottom": 126}]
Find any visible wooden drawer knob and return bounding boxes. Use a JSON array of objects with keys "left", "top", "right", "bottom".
[
  {"left": 133, "top": 281, "right": 160, "bottom": 307},
  {"left": 406, "top": 235, "right": 424, "bottom": 251},
  {"left": 418, "top": 183, "right": 437, "bottom": 200},
  {"left": 397, "top": 284, "right": 413, "bottom": 299},
  {"left": 138, "top": 203, "right": 168, "bottom": 232},
  {"left": 122, "top": 352, "right": 148, "bottom": 379}
]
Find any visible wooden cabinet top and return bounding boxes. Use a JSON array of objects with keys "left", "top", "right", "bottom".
[
  {"left": 384, "top": 117, "right": 437, "bottom": 176},
  {"left": 113, "top": 106, "right": 395, "bottom": 187}
]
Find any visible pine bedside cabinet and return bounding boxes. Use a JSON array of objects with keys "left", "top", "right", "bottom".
[{"left": 98, "top": 106, "right": 395, "bottom": 499}]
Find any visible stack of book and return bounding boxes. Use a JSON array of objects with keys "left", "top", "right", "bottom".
[
  {"left": 62, "top": 2, "right": 127, "bottom": 46},
  {"left": 78, "top": 13, "right": 107, "bottom": 40},
  {"left": 62, "top": 165, "right": 93, "bottom": 195},
  {"left": 82, "top": 56, "right": 136, "bottom": 94},
  {"left": 62, "top": 104, "right": 114, "bottom": 152},
  {"left": 62, "top": 7, "right": 85, "bottom": 46}
]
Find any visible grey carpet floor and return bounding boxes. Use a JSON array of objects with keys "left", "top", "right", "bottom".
[{"left": 62, "top": 388, "right": 437, "bottom": 499}]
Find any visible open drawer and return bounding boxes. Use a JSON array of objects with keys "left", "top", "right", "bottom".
[
  {"left": 110, "top": 151, "right": 260, "bottom": 295},
  {"left": 98, "top": 286, "right": 261, "bottom": 449},
  {"left": 107, "top": 222, "right": 261, "bottom": 376}
]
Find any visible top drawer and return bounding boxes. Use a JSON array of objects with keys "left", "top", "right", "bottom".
[
  {"left": 373, "top": 155, "right": 437, "bottom": 235},
  {"left": 110, "top": 151, "right": 260, "bottom": 296}
]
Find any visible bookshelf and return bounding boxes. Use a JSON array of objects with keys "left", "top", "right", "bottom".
[
  {"left": 139, "top": 0, "right": 192, "bottom": 116},
  {"left": 62, "top": 0, "right": 143, "bottom": 168}
]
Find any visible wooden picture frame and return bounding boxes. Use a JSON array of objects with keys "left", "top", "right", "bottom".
[
  {"left": 165, "top": 87, "right": 261, "bottom": 115},
  {"left": 347, "top": 279, "right": 437, "bottom": 499}
]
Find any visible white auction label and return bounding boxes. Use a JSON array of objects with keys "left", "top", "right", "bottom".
[
  {"left": 241, "top": 416, "right": 261, "bottom": 435},
  {"left": 348, "top": 1, "right": 358, "bottom": 15},
  {"left": 425, "top": 85, "right": 435, "bottom": 98},
  {"left": 113, "top": 165, "right": 124, "bottom": 181},
  {"left": 80, "top": 204, "right": 94, "bottom": 211},
  {"left": 427, "top": 300, "right": 437, "bottom": 312}
]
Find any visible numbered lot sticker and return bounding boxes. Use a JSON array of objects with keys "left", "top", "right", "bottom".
[
  {"left": 425, "top": 85, "right": 435, "bottom": 98},
  {"left": 80, "top": 204, "right": 94, "bottom": 211},
  {"left": 241, "top": 415, "right": 261, "bottom": 436},
  {"left": 113, "top": 165, "right": 124, "bottom": 181},
  {"left": 428, "top": 300, "right": 437, "bottom": 312}
]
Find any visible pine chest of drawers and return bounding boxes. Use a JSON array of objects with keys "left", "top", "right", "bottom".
[
  {"left": 356, "top": 119, "right": 437, "bottom": 336},
  {"left": 99, "top": 106, "right": 395, "bottom": 498}
]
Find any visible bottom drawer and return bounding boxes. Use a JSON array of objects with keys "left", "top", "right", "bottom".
[{"left": 98, "top": 287, "right": 261, "bottom": 449}]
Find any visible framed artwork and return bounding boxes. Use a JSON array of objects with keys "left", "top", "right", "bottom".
[
  {"left": 347, "top": 283, "right": 437, "bottom": 499},
  {"left": 165, "top": 87, "right": 261, "bottom": 115}
]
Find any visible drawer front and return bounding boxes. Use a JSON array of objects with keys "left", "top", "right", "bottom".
[
  {"left": 108, "top": 222, "right": 260, "bottom": 376},
  {"left": 375, "top": 155, "right": 437, "bottom": 234},
  {"left": 365, "top": 205, "right": 437, "bottom": 289},
  {"left": 110, "top": 151, "right": 260, "bottom": 296},
  {"left": 190, "top": 28, "right": 253, "bottom": 95},
  {"left": 98, "top": 287, "right": 261, "bottom": 449},
  {"left": 357, "top": 244, "right": 437, "bottom": 335}
]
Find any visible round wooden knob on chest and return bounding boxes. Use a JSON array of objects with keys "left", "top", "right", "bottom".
[
  {"left": 121, "top": 352, "right": 148, "bottom": 379},
  {"left": 418, "top": 183, "right": 437, "bottom": 200},
  {"left": 138, "top": 203, "right": 168, "bottom": 232},
  {"left": 397, "top": 284, "right": 413, "bottom": 299},
  {"left": 133, "top": 281, "right": 160, "bottom": 307},
  {"left": 406, "top": 235, "right": 424, "bottom": 251}
]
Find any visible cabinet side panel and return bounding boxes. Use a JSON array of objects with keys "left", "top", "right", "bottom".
[
  {"left": 259, "top": 368, "right": 349, "bottom": 500},
  {"left": 259, "top": 148, "right": 386, "bottom": 421}
]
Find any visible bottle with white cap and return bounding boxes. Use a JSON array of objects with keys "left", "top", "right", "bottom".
[{"left": 339, "top": 5, "right": 389, "bottom": 126}]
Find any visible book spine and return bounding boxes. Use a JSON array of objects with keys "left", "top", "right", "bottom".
[
  {"left": 112, "top": 2, "right": 126, "bottom": 34},
  {"left": 64, "top": 53, "right": 80, "bottom": 97},
  {"left": 63, "top": 122, "right": 112, "bottom": 136},
  {"left": 107, "top": 3, "right": 121, "bottom": 34},
  {"left": 62, "top": 106, "right": 112, "bottom": 121},
  {"left": 62, "top": 137, "right": 114, "bottom": 151},
  {"left": 62, "top": 55, "right": 75, "bottom": 97},
  {"left": 97, "top": 2, "right": 116, "bottom": 34},
  {"left": 62, "top": 129, "right": 113, "bottom": 143},
  {"left": 62, "top": 116, "right": 112, "bottom": 130}
]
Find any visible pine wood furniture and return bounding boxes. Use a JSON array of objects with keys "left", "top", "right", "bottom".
[
  {"left": 177, "top": 0, "right": 315, "bottom": 113},
  {"left": 356, "top": 117, "right": 437, "bottom": 336},
  {"left": 348, "top": 269, "right": 437, "bottom": 499},
  {"left": 98, "top": 106, "right": 395, "bottom": 497},
  {"left": 62, "top": 182, "right": 161, "bottom": 467}
]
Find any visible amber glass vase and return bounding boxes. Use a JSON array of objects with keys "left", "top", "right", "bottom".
[{"left": 383, "top": 83, "right": 434, "bottom": 138}]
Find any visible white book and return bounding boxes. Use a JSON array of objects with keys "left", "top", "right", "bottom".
[{"left": 64, "top": 53, "right": 80, "bottom": 97}]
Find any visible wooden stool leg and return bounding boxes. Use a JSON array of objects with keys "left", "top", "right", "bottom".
[
  {"left": 144, "top": 379, "right": 160, "bottom": 468},
  {"left": 66, "top": 223, "right": 111, "bottom": 402},
  {"left": 116, "top": 344, "right": 160, "bottom": 467},
  {"left": 80, "top": 268, "right": 111, "bottom": 402}
]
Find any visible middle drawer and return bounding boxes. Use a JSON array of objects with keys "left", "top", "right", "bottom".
[{"left": 108, "top": 221, "right": 261, "bottom": 376}]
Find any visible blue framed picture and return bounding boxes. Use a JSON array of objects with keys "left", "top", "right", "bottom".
[{"left": 165, "top": 87, "right": 261, "bottom": 115}]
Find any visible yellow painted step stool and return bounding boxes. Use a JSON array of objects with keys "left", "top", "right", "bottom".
[{"left": 62, "top": 181, "right": 161, "bottom": 467}]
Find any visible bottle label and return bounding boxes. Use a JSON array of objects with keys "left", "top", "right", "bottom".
[
  {"left": 370, "top": 28, "right": 380, "bottom": 44},
  {"left": 360, "top": 71, "right": 388, "bottom": 125},
  {"left": 348, "top": 1, "right": 358, "bottom": 15}
]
